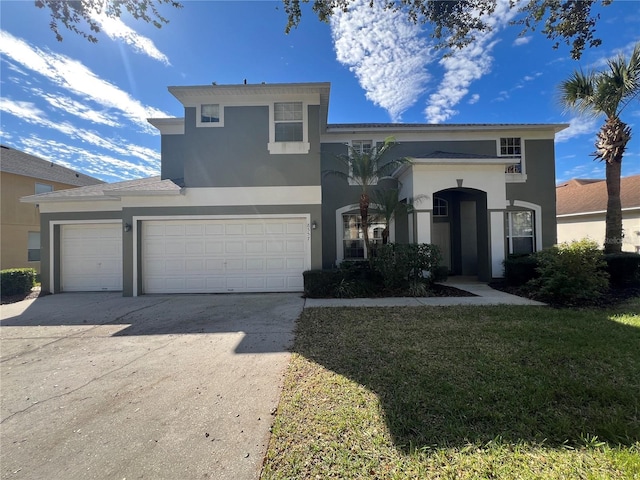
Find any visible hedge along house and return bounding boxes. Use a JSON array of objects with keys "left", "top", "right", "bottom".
[{"left": 22, "top": 82, "right": 567, "bottom": 296}]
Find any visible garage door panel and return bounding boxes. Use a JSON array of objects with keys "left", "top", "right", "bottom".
[
  {"left": 246, "top": 224, "right": 264, "bottom": 235},
  {"left": 142, "top": 218, "right": 308, "bottom": 293},
  {"left": 225, "top": 224, "right": 244, "bottom": 235},
  {"left": 61, "top": 224, "right": 122, "bottom": 292},
  {"left": 225, "top": 242, "right": 244, "bottom": 254}
]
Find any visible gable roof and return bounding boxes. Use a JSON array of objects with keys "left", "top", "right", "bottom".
[
  {"left": 0, "top": 145, "right": 103, "bottom": 187},
  {"left": 556, "top": 174, "right": 640, "bottom": 216}
]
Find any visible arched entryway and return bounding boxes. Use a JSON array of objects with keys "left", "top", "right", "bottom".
[{"left": 431, "top": 188, "right": 490, "bottom": 281}]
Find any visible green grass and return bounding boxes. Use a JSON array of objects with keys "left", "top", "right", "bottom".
[{"left": 262, "top": 299, "right": 640, "bottom": 479}]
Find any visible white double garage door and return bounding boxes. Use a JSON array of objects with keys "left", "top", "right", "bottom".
[{"left": 60, "top": 217, "right": 309, "bottom": 293}]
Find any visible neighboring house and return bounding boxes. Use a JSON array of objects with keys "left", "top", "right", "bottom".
[
  {"left": 22, "top": 82, "right": 567, "bottom": 296},
  {"left": 1, "top": 145, "right": 103, "bottom": 273},
  {"left": 556, "top": 175, "right": 640, "bottom": 253}
]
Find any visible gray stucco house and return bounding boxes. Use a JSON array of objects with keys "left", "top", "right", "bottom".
[{"left": 23, "top": 82, "right": 567, "bottom": 296}]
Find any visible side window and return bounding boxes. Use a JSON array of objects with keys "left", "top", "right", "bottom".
[
  {"left": 506, "top": 210, "right": 535, "bottom": 254},
  {"left": 35, "top": 183, "right": 53, "bottom": 194},
  {"left": 274, "top": 102, "right": 303, "bottom": 142},
  {"left": 28, "top": 231, "right": 40, "bottom": 262}
]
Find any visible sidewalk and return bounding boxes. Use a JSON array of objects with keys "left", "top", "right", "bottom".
[{"left": 303, "top": 277, "right": 545, "bottom": 308}]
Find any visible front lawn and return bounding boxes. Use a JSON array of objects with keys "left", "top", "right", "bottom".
[{"left": 262, "top": 300, "right": 640, "bottom": 479}]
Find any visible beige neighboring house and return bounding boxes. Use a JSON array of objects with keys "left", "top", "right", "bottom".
[
  {"left": 0, "top": 145, "right": 103, "bottom": 273},
  {"left": 556, "top": 174, "right": 640, "bottom": 253}
]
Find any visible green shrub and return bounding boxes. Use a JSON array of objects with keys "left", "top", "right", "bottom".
[
  {"left": 372, "top": 243, "right": 442, "bottom": 290},
  {"left": 303, "top": 269, "right": 343, "bottom": 298},
  {"left": 603, "top": 252, "right": 640, "bottom": 286},
  {"left": 1, "top": 268, "right": 36, "bottom": 296},
  {"left": 525, "top": 239, "right": 609, "bottom": 306},
  {"left": 504, "top": 254, "right": 539, "bottom": 287}
]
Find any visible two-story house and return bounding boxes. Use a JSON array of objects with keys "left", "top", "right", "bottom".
[
  {"left": 1, "top": 145, "right": 103, "bottom": 273},
  {"left": 23, "top": 82, "right": 567, "bottom": 295}
]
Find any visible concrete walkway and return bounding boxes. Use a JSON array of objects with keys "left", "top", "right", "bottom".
[{"left": 304, "top": 277, "right": 545, "bottom": 307}]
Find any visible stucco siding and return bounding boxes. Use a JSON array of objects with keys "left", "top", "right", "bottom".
[
  {"left": 182, "top": 105, "right": 321, "bottom": 188},
  {"left": 557, "top": 210, "right": 640, "bottom": 252},
  {"left": 505, "top": 139, "right": 557, "bottom": 249}
]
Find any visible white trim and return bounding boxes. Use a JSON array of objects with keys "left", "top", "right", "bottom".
[
  {"left": 416, "top": 211, "right": 432, "bottom": 243},
  {"left": 490, "top": 211, "right": 505, "bottom": 278},
  {"left": 48, "top": 219, "right": 122, "bottom": 295},
  {"left": 132, "top": 214, "right": 311, "bottom": 297},
  {"left": 557, "top": 206, "right": 640, "bottom": 218},
  {"left": 512, "top": 200, "right": 543, "bottom": 252},
  {"left": 268, "top": 100, "right": 310, "bottom": 154},
  {"left": 147, "top": 117, "right": 185, "bottom": 135},
  {"left": 120, "top": 186, "right": 321, "bottom": 208}
]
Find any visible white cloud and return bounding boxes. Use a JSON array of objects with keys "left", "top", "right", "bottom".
[
  {"left": 20, "top": 135, "right": 158, "bottom": 182},
  {"left": 92, "top": 14, "right": 170, "bottom": 65},
  {"left": 1, "top": 97, "right": 160, "bottom": 179},
  {"left": 424, "top": 0, "right": 518, "bottom": 123},
  {"left": 468, "top": 94, "right": 480, "bottom": 105},
  {"left": 513, "top": 36, "right": 532, "bottom": 46},
  {"left": 0, "top": 30, "right": 168, "bottom": 134},
  {"left": 36, "top": 90, "right": 122, "bottom": 127},
  {"left": 330, "top": 0, "right": 432, "bottom": 122},
  {"left": 555, "top": 116, "right": 598, "bottom": 143}
]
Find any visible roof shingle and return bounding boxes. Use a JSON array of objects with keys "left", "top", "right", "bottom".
[{"left": 556, "top": 175, "right": 640, "bottom": 216}]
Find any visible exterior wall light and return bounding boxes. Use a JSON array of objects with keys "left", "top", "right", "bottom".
[
  {"left": 312, "top": 221, "right": 318, "bottom": 230},
  {"left": 124, "top": 223, "right": 132, "bottom": 232}
]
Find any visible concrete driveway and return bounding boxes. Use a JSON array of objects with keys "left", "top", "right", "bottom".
[{"left": 0, "top": 292, "right": 303, "bottom": 480}]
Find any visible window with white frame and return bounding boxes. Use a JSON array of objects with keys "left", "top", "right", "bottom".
[
  {"left": 28, "top": 231, "right": 40, "bottom": 262},
  {"left": 200, "top": 104, "right": 220, "bottom": 124},
  {"left": 499, "top": 137, "right": 523, "bottom": 174},
  {"left": 342, "top": 213, "right": 385, "bottom": 259},
  {"left": 274, "top": 102, "right": 303, "bottom": 142},
  {"left": 35, "top": 183, "right": 53, "bottom": 194},
  {"left": 506, "top": 210, "right": 535, "bottom": 254},
  {"left": 433, "top": 196, "right": 448, "bottom": 217},
  {"left": 349, "top": 140, "right": 374, "bottom": 185}
]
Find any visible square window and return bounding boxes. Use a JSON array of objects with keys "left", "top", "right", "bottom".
[{"left": 201, "top": 104, "right": 220, "bottom": 123}]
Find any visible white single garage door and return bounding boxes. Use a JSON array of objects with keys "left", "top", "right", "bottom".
[
  {"left": 142, "top": 218, "right": 309, "bottom": 293},
  {"left": 61, "top": 223, "right": 123, "bottom": 291}
]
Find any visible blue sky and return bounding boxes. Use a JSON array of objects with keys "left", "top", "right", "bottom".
[{"left": 1, "top": 0, "right": 639, "bottom": 183}]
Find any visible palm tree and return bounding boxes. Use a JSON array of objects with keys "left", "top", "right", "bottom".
[
  {"left": 324, "top": 136, "right": 410, "bottom": 258},
  {"left": 559, "top": 43, "right": 640, "bottom": 254},
  {"left": 370, "top": 189, "right": 426, "bottom": 245}
]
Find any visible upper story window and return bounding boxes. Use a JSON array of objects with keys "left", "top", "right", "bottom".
[
  {"left": 433, "top": 197, "right": 448, "bottom": 217},
  {"left": 268, "top": 101, "right": 309, "bottom": 154},
  {"left": 201, "top": 104, "right": 219, "bottom": 123},
  {"left": 274, "top": 102, "right": 303, "bottom": 142},
  {"left": 197, "top": 104, "right": 224, "bottom": 127},
  {"left": 35, "top": 183, "right": 53, "bottom": 194},
  {"left": 348, "top": 140, "right": 374, "bottom": 185},
  {"left": 498, "top": 137, "right": 526, "bottom": 181}
]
